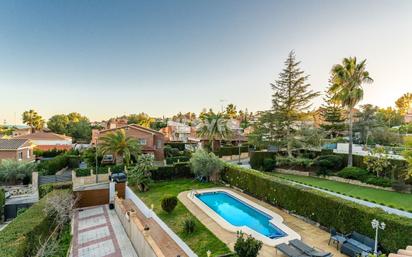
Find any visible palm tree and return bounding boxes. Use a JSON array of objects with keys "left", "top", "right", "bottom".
[
  {"left": 22, "top": 109, "right": 45, "bottom": 133},
  {"left": 99, "top": 129, "right": 141, "bottom": 165},
  {"left": 329, "top": 57, "right": 373, "bottom": 167},
  {"left": 197, "top": 112, "right": 231, "bottom": 151}
]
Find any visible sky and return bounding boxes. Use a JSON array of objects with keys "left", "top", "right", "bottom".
[{"left": 1, "top": 0, "right": 411, "bottom": 124}]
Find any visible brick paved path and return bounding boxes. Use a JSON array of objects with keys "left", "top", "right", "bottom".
[{"left": 72, "top": 205, "right": 138, "bottom": 257}]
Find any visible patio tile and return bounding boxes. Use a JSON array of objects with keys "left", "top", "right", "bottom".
[{"left": 78, "top": 226, "right": 110, "bottom": 245}]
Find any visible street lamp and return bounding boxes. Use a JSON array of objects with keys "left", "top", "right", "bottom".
[{"left": 371, "top": 219, "right": 385, "bottom": 255}]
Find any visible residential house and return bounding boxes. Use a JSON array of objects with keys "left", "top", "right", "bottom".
[
  {"left": 0, "top": 124, "right": 32, "bottom": 138},
  {"left": 0, "top": 139, "right": 35, "bottom": 161},
  {"left": 13, "top": 132, "right": 73, "bottom": 151},
  {"left": 93, "top": 124, "right": 165, "bottom": 160},
  {"left": 159, "top": 121, "right": 193, "bottom": 142}
]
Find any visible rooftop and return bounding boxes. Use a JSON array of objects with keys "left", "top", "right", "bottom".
[{"left": 0, "top": 138, "right": 30, "bottom": 150}]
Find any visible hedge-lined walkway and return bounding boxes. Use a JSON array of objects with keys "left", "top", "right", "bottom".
[{"left": 269, "top": 173, "right": 412, "bottom": 213}]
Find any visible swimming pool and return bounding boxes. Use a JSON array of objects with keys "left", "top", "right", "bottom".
[
  {"left": 189, "top": 189, "right": 300, "bottom": 246},
  {"left": 197, "top": 191, "right": 286, "bottom": 239}
]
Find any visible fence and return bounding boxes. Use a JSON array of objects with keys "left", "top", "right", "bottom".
[
  {"left": 125, "top": 186, "right": 198, "bottom": 257},
  {"left": 38, "top": 173, "right": 72, "bottom": 185}
]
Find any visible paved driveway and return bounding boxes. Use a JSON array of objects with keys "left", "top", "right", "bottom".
[{"left": 71, "top": 205, "right": 138, "bottom": 257}]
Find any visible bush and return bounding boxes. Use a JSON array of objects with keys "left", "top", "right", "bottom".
[
  {"left": 37, "top": 154, "right": 69, "bottom": 175},
  {"left": 234, "top": 231, "right": 263, "bottom": 257},
  {"left": 338, "top": 167, "right": 370, "bottom": 181},
  {"left": 262, "top": 158, "right": 276, "bottom": 172},
  {"left": 250, "top": 151, "right": 275, "bottom": 170},
  {"left": 165, "top": 142, "right": 186, "bottom": 151},
  {"left": 221, "top": 163, "right": 412, "bottom": 253},
  {"left": 0, "top": 160, "right": 36, "bottom": 184},
  {"left": 214, "top": 146, "right": 249, "bottom": 157},
  {"left": 161, "top": 195, "right": 178, "bottom": 213},
  {"left": 189, "top": 149, "right": 223, "bottom": 181},
  {"left": 0, "top": 191, "right": 53, "bottom": 257},
  {"left": 75, "top": 168, "right": 91, "bottom": 177},
  {"left": 166, "top": 156, "right": 190, "bottom": 165},
  {"left": 276, "top": 156, "right": 314, "bottom": 170},
  {"left": 150, "top": 162, "right": 192, "bottom": 180},
  {"left": 39, "top": 181, "right": 73, "bottom": 198},
  {"left": 314, "top": 155, "right": 345, "bottom": 172},
  {"left": 0, "top": 189, "right": 5, "bottom": 221},
  {"left": 34, "top": 149, "right": 66, "bottom": 158},
  {"left": 182, "top": 217, "right": 196, "bottom": 234},
  {"left": 364, "top": 177, "right": 393, "bottom": 188}
]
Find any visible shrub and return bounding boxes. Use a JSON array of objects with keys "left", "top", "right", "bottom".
[
  {"left": 221, "top": 163, "right": 412, "bottom": 253},
  {"left": 262, "top": 158, "right": 276, "bottom": 172},
  {"left": 0, "top": 189, "right": 5, "bottom": 221},
  {"left": 150, "top": 162, "right": 192, "bottom": 180},
  {"left": 0, "top": 192, "right": 53, "bottom": 257},
  {"left": 75, "top": 168, "right": 91, "bottom": 177},
  {"left": 214, "top": 146, "right": 249, "bottom": 157},
  {"left": 338, "top": 167, "right": 370, "bottom": 181},
  {"left": 189, "top": 149, "right": 222, "bottom": 181},
  {"left": 234, "top": 231, "right": 263, "bottom": 257},
  {"left": 250, "top": 151, "right": 275, "bottom": 170},
  {"left": 37, "top": 154, "right": 69, "bottom": 175},
  {"left": 0, "top": 160, "right": 36, "bottom": 184},
  {"left": 128, "top": 155, "right": 153, "bottom": 192},
  {"left": 165, "top": 142, "right": 186, "bottom": 151},
  {"left": 364, "top": 147, "right": 391, "bottom": 177},
  {"left": 33, "top": 149, "right": 66, "bottom": 158},
  {"left": 166, "top": 156, "right": 190, "bottom": 165},
  {"left": 39, "top": 181, "right": 72, "bottom": 198},
  {"left": 314, "top": 155, "right": 345, "bottom": 172},
  {"left": 161, "top": 195, "right": 178, "bottom": 213},
  {"left": 276, "top": 156, "right": 314, "bottom": 170},
  {"left": 364, "top": 177, "right": 393, "bottom": 188},
  {"left": 182, "top": 217, "right": 196, "bottom": 234}
]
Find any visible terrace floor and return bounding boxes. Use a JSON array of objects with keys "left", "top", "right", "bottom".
[
  {"left": 179, "top": 187, "right": 346, "bottom": 257},
  {"left": 71, "top": 205, "right": 138, "bottom": 257}
]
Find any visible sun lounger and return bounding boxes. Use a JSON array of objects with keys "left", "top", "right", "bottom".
[
  {"left": 276, "top": 243, "right": 310, "bottom": 257},
  {"left": 289, "top": 239, "right": 333, "bottom": 257}
]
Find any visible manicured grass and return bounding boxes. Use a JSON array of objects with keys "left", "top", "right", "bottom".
[
  {"left": 268, "top": 172, "right": 412, "bottom": 211},
  {"left": 132, "top": 179, "right": 231, "bottom": 257}
]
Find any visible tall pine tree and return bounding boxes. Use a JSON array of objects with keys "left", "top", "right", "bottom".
[
  {"left": 271, "top": 51, "right": 319, "bottom": 156},
  {"left": 320, "top": 89, "right": 346, "bottom": 138}
]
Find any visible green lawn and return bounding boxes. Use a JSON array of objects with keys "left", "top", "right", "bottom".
[
  {"left": 268, "top": 172, "right": 412, "bottom": 211},
  {"left": 132, "top": 179, "right": 231, "bottom": 257}
]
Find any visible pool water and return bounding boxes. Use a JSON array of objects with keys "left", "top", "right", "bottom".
[{"left": 196, "top": 191, "right": 286, "bottom": 239}]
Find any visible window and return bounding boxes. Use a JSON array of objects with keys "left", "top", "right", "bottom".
[
  {"left": 156, "top": 139, "right": 162, "bottom": 149},
  {"left": 18, "top": 152, "right": 23, "bottom": 160},
  {"left": 138, "top": 138, "right": 147, "bottom": 145}
]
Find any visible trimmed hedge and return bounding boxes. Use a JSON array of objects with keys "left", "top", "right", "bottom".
[
  {"left": 250, "top": 151, "right": 275, "bottom": 170},
  {"left": 276, "top": 156, "right": 314, "bottom": 171},
  {"left": 0, "top": 189, "right": 5, "bottom": 221},
  {"left": 75, "top": 168, "right": 91, "bottom": 177},
  {"left": 0, "top": 192, "right": 54, "bottom": 257},
  {"left": 214, "top": 146, "right": 249, "bottom": 157},
  {"left": 221, "top": 163, "right": 412, "bottom": 253},
  {"left": 150, "top": 162, "right": 193, "bottom": 180},
  {"left": 39, "top": 181, "right": 73, "bottom": 198},
  {"left": 165, "top": 142, "right": 186, "bottom": 151},
  {"left": 338, "top": 167, "right": 393, "bottom": 188},
  {"left": 166, "top": 156, "right": 190, "bottom": 165}
]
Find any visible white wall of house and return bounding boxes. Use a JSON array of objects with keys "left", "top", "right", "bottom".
[{"left": 31, "top": 139, "right": 72, "bottom": 145}]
